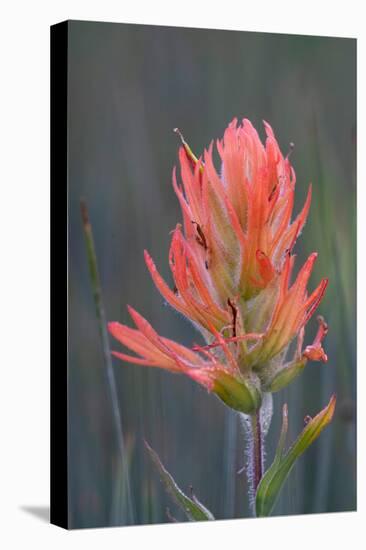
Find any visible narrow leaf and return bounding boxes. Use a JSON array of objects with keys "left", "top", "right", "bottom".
[
  {"left": 256, "top": 394, "right": 336, "bottom": 517},
  {"left": 145, "top": 441, "right": 214, "bottom": 521}
]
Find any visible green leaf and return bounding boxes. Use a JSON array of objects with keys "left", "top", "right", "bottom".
[
  {"left": 256, "top": 394, "right": 336, "bottom": 517},
  {"left": 145, "top": 441, "right": 215, "bottom": 521}
]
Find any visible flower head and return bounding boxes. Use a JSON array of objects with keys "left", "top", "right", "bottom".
[{"left": 109, "top": 119, "right": 328, "bottom": 413}]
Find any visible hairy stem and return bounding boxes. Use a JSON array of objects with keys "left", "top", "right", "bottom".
[
  {"left": 251, "top": 410, "right": 263, "bottom": 493},
  {"left": 240, "top": 394, "right": 273, "bottom": 515}
]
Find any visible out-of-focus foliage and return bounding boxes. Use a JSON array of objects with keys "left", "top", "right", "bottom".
[{"left": 67, "top": 21, "right": 356, "bottom": 528}]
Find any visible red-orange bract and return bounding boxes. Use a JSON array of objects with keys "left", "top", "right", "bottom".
[{"left": 108, "top": 119, "right": 328, "bottom": 414}]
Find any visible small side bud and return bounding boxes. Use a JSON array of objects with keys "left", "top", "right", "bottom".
[
  {"left": 264, "top": 359, "right": 306, "bottom": 393},
  {"left": 303, "top": 315, "right": 328, "bottom": 362}
]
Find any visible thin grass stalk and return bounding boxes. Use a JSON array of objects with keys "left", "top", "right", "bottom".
[{"left": 80, "top": 199, "right": 134, "bottom": 524}]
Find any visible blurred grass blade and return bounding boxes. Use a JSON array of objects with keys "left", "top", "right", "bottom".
[
  {"left": 145, "top": 441, "right": 214, "bottom": 521},
  {"left": 111, "top": 435, "right": 135, "bottom": 525},
  {"left": 80, "top": 199, "right": 134, "bottom": 524},
  {"left": 256, "top": 395, "right": 336, "bottom": 517}
]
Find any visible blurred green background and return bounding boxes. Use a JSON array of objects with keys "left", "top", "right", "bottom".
[{"left": 67, "top": 21, "right": 356, "bottom": 528}]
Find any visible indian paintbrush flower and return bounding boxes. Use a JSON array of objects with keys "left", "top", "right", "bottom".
[{"left": 108, "top": 118, "right": 328, "bottom": 415}]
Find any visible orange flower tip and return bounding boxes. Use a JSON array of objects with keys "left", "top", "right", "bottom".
[
  {"left": 108, "top": 321, "right": 120, "bottom": 336},
  {"left": 303, "top": 252, "right": 318, "bottom": 272},
  {"left": 144, "top": 249, "right": 153, "bottom": 265},
  {"left": 309, "top": 251, "right": 318, "bottom": 263},
  {"left": 262, "top": 119, "right": 275, "bottom": 139},
  {"left": 127, "top": 305, "right": 141, "bottom": 323},
  {"left": 144, "top": 250, "right": 159, "bottom": 272},
  {"left": 303, "top": 347, "right": 328, "bottom": 362},
  {"left": 318, "top": 279, "right": 329, "bottom": 301}
]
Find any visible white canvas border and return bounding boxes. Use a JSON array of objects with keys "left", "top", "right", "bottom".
[{"left": 0, "top": 1, "right": 363, "bottom": 548}]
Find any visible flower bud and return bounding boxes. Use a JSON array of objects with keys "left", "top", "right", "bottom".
[{"left": 212, "top": 371, "right": 262, "bottom": 414}]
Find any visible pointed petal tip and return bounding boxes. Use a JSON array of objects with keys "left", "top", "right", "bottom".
[
  {"left": 206, "top": 140, "right": 214, "bottom": 155},
  {"left": 318, "top": 393, "right": 336, "bottom": 423},
  {"left": 127, "top": 304, "right": 139, "bottom": 320},
  {"left": 108, "top": 321, "right": 121, "bottom": 335},
  {"left": 328, "top": 394, "right": 337, "bottom": 418},
  {"left": 302, "top": 251, "right": 318, "bottom": 271},
  {"left": 263, "top": 119, "right": 275, "bottom": 137},
  {"left": 319, "top": 277, "right": 329, "bottom": 295},
  {"left": 144, "top": 249, "right": 160, "bottom": 271}
]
